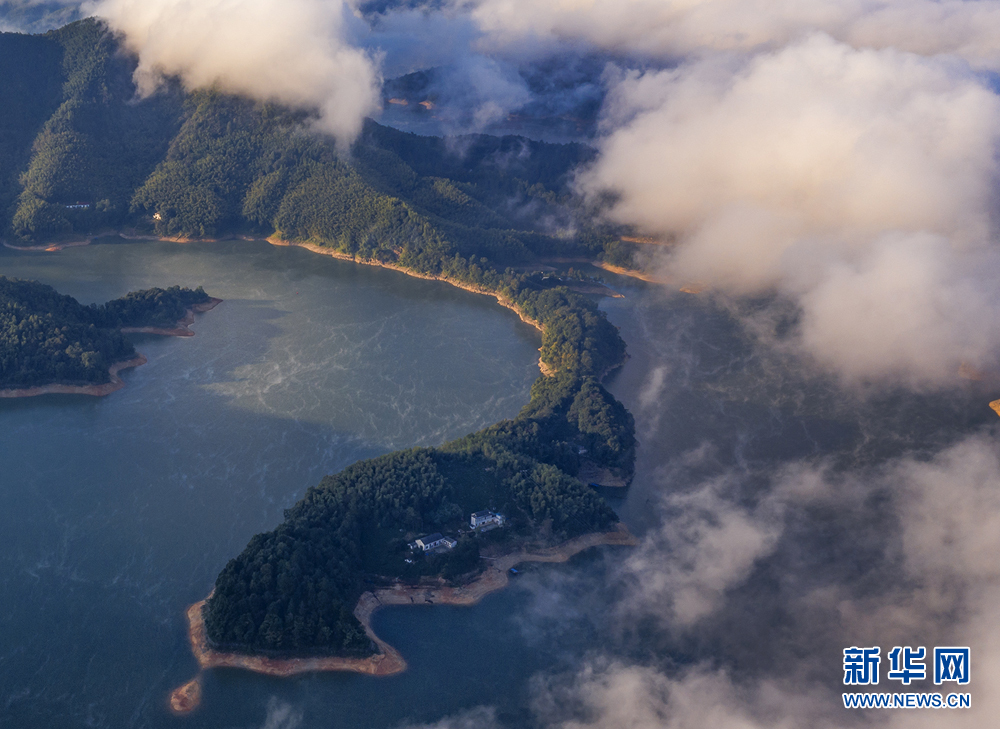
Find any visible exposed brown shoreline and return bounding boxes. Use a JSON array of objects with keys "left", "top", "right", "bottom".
[
  {"left": 3, "top": 238, "right": 93, "bottom": 252},
  {"left": 170, "top": 525, "right": 637, "bottom": 714},
  {"left": 0, "top": 354, "right": 148, "bottom": 399},
  {"left": 0, "top": 300, "right": 222, "bottom": 399},
  {"left": 266, "top": 238, "right": 546, "bottom": 333}
]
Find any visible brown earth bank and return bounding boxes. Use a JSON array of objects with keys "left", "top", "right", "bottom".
[
  {"left": 168, "top": 677, "right": 202, "bottom": 714},
  {"left": 593, "top": 262, "right": 674, "bottom": 286},
  {"left": 169, "top": 525, "right": 638, "bottom": 713},
  {"left": 0, "top": 300, "right": 221, "bottom": 399},
  {"left": 266, "top": 238, "right": 546, "bottom": 333},
  {"left": 0, "top": 355, "right": 147, "bottom": 398},
  {"left": 3, "top": 238, "right": 93, "bottom": 252},
  {"left": 595, "top": 262, "right": 708, "bottom": 294}
]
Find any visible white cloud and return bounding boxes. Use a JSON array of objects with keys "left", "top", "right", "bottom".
[
  {"left": 85, "top": 0, "right": 381, "bottom": 145},
  {"left": 461, "top": 0, "right": 1000, "bottom": 70},
  {"left": 579, "top": 35, "right": 1000, "bottom": 385},
  {"left": 621, "top": 472, "right": 785, "bottom": 626}
]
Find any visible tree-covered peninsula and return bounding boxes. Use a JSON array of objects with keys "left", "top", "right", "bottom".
[
  {"left": 0, "top": 276, "right": 211, "bottom": 388},
  {"left": 204, "top": 282, "right": 634, "bottom": 657}
]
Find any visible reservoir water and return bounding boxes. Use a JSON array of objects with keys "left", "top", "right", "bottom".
[
  {"left": 1, "top": 239, "right": 994, "bottom": 728},
  {"left": 0, "top": 239, "right": 548, "bottom": 728}
]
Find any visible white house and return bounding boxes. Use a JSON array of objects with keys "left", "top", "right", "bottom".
[
  {"left": 413, "top": 533, "right": 457, "bottom": 552},
  {"left": 470, "top": 511, "right": 506, "bottom": 530}
]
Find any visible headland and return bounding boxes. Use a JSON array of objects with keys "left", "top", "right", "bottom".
[{"left": 169, "top": 524, "right": 638, "bottom": 714}]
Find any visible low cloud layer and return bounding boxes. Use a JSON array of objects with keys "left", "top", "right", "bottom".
[
  {"left": 579, "top": 35, "right": 1000, "bottom": 385},
  {"left": 85, "top": 0, "right": 380, "bottom": 144},
  {"left": 619, "top": 471, "right": 785, "bottom": 626},
  {"left": 484, "top": 427, "right": 1000, "bottom": 729},
  {"left": 463, "top": 0, "right": 1000, "bottom": 69}
]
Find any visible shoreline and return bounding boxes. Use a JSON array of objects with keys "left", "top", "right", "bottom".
[
  {"left": 0, "top": 299, "right": 221, "bottom": 399},
  {"left": 368, "top": 522, "right": 638, "bottom": 610},
  {"left": 0, "top": 354, "right": 148, "bottom": 399},
  {"left": 121, "top": 298, "right": 223, "bottom": 337},
  {"left": 6, "top": 229, "right": 659, "bottom": 328},
  {"left": 594, "top": 261, "right": 704, "bottom": 294},
  {"left": 169, "top": 524, "right": 637, "bottom": 714},
  {"left": 266, "top": 238, "right": 545, "bottom": 333},
  {"left": 593, "top": 261, "right": 673, "bottom": 286},
  {"left": 4, "top": 232, "right": 663, "bottom": 299},
  {"left": 3, "top": 238, "right": 93, "bottom": 252}
]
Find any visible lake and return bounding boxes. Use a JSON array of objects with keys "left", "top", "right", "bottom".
[{"left": 0, "top": 239, "right": 552, "bottom": 728}]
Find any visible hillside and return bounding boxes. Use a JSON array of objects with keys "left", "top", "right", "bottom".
[{"left": 0, "top": 19, "right": 636, "bottom": 269}]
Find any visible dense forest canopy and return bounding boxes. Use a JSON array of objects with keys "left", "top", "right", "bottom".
[
  {"left": 0, "top": 19, "right": 639, "bottom": 659},
  {"left": 0, "top": 276, "right": 210, "bottom": 388},
  {"left": 0, "top": 18, "right": 639, "bottom": 269}
]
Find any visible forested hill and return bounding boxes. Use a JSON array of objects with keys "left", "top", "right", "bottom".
[
  {"left": 0, "top": 277, "right": 211, "bottom": 388},
  {"left": 0, "top": 19, "right": 637, "bottom": 267}
]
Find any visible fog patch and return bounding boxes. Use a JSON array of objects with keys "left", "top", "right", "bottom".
[
  {"left": 85, "top": 0, "right": 381, "bottom": 145},
  {"left": 580, "top": 36, "right": 1000, "bottom": 386}
]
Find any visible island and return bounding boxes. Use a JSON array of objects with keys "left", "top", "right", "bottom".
[{"left": 0, "top": 276, "right": 220, "bottom": 397}]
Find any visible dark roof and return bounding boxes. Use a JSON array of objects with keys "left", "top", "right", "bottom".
[
  {"left": 419, "top": 533, "right": 443, "bottom": 543},
  {"left": 471, "top": 511, "right": 493, "bottom": 518}
]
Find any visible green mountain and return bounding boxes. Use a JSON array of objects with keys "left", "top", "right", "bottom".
[{"left": 0, "top": 19, "right": 625, "bottom": 269}]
